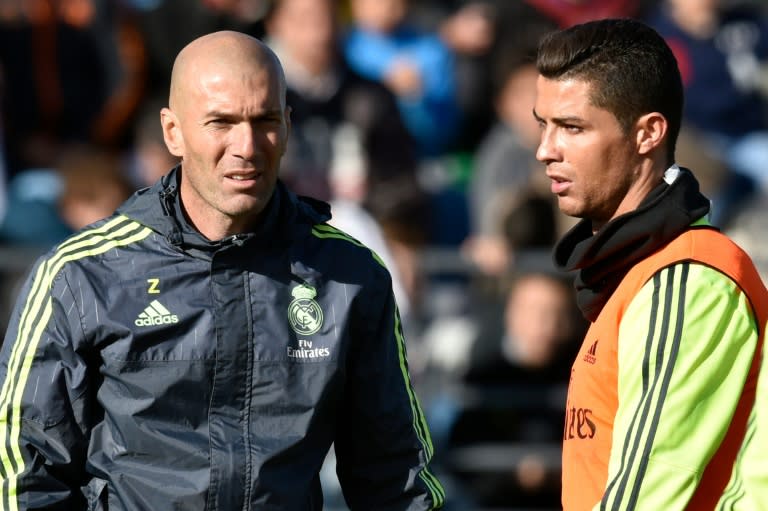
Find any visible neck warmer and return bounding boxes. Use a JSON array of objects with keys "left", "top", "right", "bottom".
[{"left": 553, "top": 168, "right": 711, "bottom": 321}]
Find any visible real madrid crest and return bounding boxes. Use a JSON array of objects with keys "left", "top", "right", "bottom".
[{"left": 288, "top": 284, "right": 324, "bottom": 336}]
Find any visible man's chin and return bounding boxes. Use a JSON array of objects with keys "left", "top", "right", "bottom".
[
  {"left": 227, "top": 192, "right": 273, "bottom": 218},
  {"left": 556, "top": 197, "right": 582, "bottom": 218}
]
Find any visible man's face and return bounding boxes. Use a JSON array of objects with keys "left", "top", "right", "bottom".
[
  {"left": 163, "top": 62, "right": 290, "bottom": 237},
  {"left": 534, "top": 76, "right": 641, "bottom": 229}
]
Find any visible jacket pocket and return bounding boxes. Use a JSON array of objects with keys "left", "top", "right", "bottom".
[{"left": 82, "top": 477, "right": 109, "bottom": 511}]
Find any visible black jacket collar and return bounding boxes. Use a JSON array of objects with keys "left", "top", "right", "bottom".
[
  {"left": 554, "top": 168, "right": 711, "bottom": 321},
  {"left": 117, "top": 166, "right": 332, "bottom": 252}
]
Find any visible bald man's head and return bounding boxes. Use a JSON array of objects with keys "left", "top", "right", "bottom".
[
  {"left": 159, "top": 30, "right": 292, "bottom": 241},
  {"left": 169, "top": 31, "right": 287, "bottom": 113}
]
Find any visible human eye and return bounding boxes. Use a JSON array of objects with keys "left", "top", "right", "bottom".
[
  {"left": 204, "top": 120, "right": 225, "bottom": 131},
  {"left": 254, "top": 113, "right": 282, "bottom": 126},
  {"left": 564, "top": 123, "right": 583, "bottom": 134},
  {"left": 205, "top": 115, "right": 234, "bottom": 129}
]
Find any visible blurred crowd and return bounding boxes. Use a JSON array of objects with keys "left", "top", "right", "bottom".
[{"left": 1, "top": 0, "right": 768, "bottom": 508}]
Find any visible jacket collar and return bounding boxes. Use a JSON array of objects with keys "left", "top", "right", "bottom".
[
  {"left": 117, "top": 165, "right": 332, "bottom": 252},
  {"left": 554, "top": 167, "right": 711, "bottom": 321}
]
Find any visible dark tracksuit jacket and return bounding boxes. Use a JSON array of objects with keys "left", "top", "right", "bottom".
[{"left": 0, "top": 168, "right": 445, "bottom": 510}]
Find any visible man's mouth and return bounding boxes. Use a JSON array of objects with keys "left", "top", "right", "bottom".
[{"left": 549, "top": 175, "right": 571, "bottom": 194}]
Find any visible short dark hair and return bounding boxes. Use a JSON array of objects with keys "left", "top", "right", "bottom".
[{"left": 536, "top": 18, "right": 683, "bottom": 163}]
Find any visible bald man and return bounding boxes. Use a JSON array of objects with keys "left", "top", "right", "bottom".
[{"left": 0, "top": 31, "right": 445, "bottom": 510}]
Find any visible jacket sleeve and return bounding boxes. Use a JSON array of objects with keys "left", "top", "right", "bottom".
[
  {"left": 0, "top": 255, "right": 93, "bottom": 509},
  {"left": 598, "top": 262, "right": 759, "bottom": 510},
  {"left": 334, "top": 266, "right": 445, "bottom": 510},
  {"left": 718, "top": 342, "right": 768, "bottom": 511}
]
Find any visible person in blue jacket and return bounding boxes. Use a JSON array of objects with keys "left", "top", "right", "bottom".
[
  {"left": 0, "top": 30, "right": 445, "bottom": 510},
  {"left": 344, "top": 0, "right": 460, "bottom": 158}
]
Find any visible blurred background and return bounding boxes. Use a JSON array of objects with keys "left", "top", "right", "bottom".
[{"left": 1, "top": 0, "right": 767, "bottom": 509}]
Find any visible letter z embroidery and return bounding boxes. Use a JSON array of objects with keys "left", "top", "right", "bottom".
[{"left": 147, "top": 278, "right": 161, "bottom": 294}]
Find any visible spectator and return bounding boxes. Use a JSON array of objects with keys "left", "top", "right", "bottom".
[
  {"left": 344, "top": 0, "right": 461, "bottom": 158},
  {"left": 56, "top": 144, "right": 135, "bottom": 232},
  {"left": 462, "top": 18, "right": 559, "bottom": 276},
  {"left": 264, "top": 0, "right": 418, "bottom": 201},
  {"left": 457, "top": 270, "right": 583, "bottom": 507},
  {"left": 0, "top": 0, "right": 145, "bottom": 177},
  {"left": 424, "top": 266, "right": 584, "bottom": 508},
  {"left": 465, "top": 270, "right": 582, "bottom": 386},
  {"left": 436, "top": 0, "right": 498, "bottom": 152},
  {"left": 421, "top": 189, "right": 567, "bottom": 448},
  {"left": 647, "top": 0, "right": 768, "bottom": 199},
  {"left": 0, "top": 143, "right": 134, "bottom": 246}
]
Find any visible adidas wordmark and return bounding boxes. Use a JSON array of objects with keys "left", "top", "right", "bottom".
[{"left": 135, "top": 300, "right": 179, "bottom": 327}]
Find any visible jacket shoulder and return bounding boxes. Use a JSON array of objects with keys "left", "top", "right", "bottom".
[{"left": 43, "top": 215, "right": 154, "bottom": 278}]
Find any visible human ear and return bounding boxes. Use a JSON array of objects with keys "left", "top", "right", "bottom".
[
  {"left": 635, "top": 112, "right": 667, "bottom": 156},
  {"left": 160, "top": 107, "right": 185, "bottom": 158}
]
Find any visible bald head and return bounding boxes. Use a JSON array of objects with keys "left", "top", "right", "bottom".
[
  {"left": 169, "top": 31, "right": 287, "bottom": 112},
  {"left": 160, "top": 30, "right": 292, "bottom": 240}
]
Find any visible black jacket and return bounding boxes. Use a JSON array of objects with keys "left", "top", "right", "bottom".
[{"left": 0, "top": 168, "right": 444, "bottom": 510}]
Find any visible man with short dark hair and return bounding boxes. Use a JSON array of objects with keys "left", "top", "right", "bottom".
[{"left": 533, "top": 18, "right": 768, "bottom": 510}]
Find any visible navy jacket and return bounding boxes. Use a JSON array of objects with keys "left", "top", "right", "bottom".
[{"left": 0, "top": 168, "right": 444, "bottom": 510}]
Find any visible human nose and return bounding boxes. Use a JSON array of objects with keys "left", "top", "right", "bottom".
[
  {"left": 536, "top": 126, "right": 559, "bottom": 164},
  {"left": 230, "top": 122, "right": 256, "bottom": 160}
]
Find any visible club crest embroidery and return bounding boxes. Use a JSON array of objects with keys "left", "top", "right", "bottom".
[{"left": 288, "top": 284, "right": 324, "bottom": 336}]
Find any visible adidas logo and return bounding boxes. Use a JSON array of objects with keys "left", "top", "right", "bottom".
[
  {"left": 134, "top": 300, "right": 179, "bottom": 327},
  {"left": 583, "top": 340, "right": 598, "bottom": 364}
]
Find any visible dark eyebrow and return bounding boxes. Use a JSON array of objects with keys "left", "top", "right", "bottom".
[
  {"left": 206, "top": 109, "right": 283, "bottom": 121},
  {"left": 533, "top": 109, "right": 584, "bottom": 127},
  {"left": 553, "top": 116, "right": 584, "bottom": 125}
]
